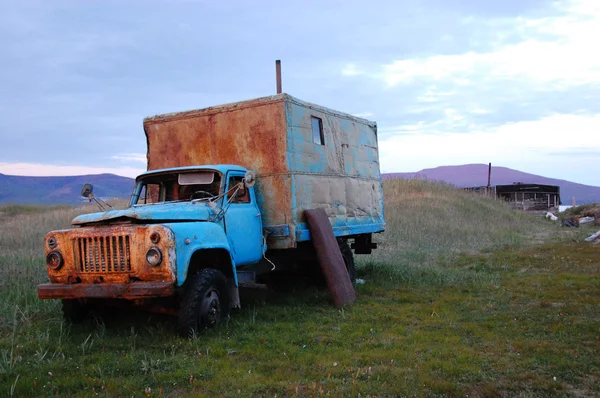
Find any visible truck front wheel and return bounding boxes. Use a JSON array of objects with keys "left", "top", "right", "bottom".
[{"left": 178, "top": 268, "right": 230, "bottom": 337}]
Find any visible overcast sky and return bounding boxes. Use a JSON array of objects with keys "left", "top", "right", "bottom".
[{"left": 0, "top": 0, "right": 598, "bottom": 186}]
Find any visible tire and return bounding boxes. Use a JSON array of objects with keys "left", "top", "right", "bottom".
[
  {"left": 61, "top": 299, "right": 89, "bottom": 323},
  {"left": 338, "top": 239, "right": 356, "bottom": 283},
  {"left": 177, "top": 268, "right": 230, "bottom": 337}
]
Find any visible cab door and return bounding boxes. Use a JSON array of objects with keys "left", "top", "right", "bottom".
[{"left": 223, "top": 171, "right": 264, "bottom": 266}]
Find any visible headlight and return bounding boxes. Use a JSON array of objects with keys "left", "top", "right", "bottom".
[
  {"left": 146, "top": 247, "right": 163, "bottom": 266},
  {"left": 46, "top": 251, "right": 64, "bottom": 270}
]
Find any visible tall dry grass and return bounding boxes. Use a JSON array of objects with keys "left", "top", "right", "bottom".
[
  {"left": 360, "top": 179, "right": 555, "bottom": 287},
  {"left": 0, "top": 201, "right": 128, "bottom": 326}
]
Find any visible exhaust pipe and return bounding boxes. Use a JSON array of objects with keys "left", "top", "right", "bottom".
[{"left": 276, "top": 60, "right": 282, "bottom": 94}]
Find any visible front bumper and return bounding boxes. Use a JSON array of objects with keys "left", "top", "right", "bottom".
[{"left": 38, "top": 282, "right": 175, "bottom": 300}]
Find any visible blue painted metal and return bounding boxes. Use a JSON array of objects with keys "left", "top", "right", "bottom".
[
  {"left": 72, "top": 201, "right": 215, "bottom": 225},
  {"left": 263, "top": 224, "right": 290, "bottom": 237},
  {"left": 136, "top": 165, "right": 248, "bottom": 180},
  {"left": 162, "top": 221, "right": 238, "bottom": 286},
  {"left": 283, "top": 99, "right": 385, "bottom": 243},
  {"left": 295, "top": 222, "right": 387, "bottom": 241},
  {"left": 222, "top": 171, "right": 265, "bottom": 265}
]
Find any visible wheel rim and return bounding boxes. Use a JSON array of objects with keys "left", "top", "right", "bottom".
[{"left": 201, "top": 289, "right": 221, "bottom": 326}]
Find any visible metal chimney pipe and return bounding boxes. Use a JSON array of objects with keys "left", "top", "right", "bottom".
[
  {"left": 276, "top": 60, "right": 282, "bottom": 94},
  {"left": 487, "top": 162, "right": 492, "bottom": 188}
]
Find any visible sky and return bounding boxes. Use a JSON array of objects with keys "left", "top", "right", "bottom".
[{"left": 0, "top": 0, "right": 599, "bottom": 186}]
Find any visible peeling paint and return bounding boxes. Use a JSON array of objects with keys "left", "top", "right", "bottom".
[
  {"left": 144, "top": 94, "right": 385, "bottom": 250},
  {"left": 42, "top": 224, "right": 176, "bottom": 286}
]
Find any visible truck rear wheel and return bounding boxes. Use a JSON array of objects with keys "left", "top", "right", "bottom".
[
  {"left": 305, "top": 240, "right": 356, "bottom": 285},
  {"left": 338, "top": 239, "right": 356, "bottom": 283},
  {"left": 178, "top": 268, "right": 230, "bottom": 337}
]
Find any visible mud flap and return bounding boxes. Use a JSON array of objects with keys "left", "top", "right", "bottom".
[{"left": 304, "top": 209, "right": 356, "bottom": 307}]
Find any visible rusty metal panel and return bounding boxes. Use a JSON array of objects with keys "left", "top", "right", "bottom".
[
  {"left": 143, "top": 95, "right": 289, "bottom": 175},
  {"left": 43, "top": 225, "right": 176, "bottom": 285},
  {"left": 37, "top": 282, "right": 174, "bottom": 300},
  {"left": 304, "top": 208, "right": 356, "bottom": 307},
  {"left": 144, "top": 95, "right": 294, "bottom": 249}
]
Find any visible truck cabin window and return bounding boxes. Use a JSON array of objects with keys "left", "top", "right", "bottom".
[
  {"left": 311, "top": 116, "right": 324, "bottom": 145},
  {"left": 227, "top": 176, "right": 250, "bottom": 204},
  {"left": 133, "top": 171, "right": 222, "bottom": 205}
]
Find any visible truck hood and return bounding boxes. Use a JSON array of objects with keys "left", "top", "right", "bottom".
[{"left": 72, "top": 202, "right": 215, "bottom": 225}]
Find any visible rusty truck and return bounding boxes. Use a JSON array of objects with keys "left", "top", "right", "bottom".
[{"left": 38, "top": 94, "right": 385, "bottom": 336}]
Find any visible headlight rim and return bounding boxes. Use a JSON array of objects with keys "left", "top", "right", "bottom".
[
  {"left": 146, "top": 247, "right": 163, "bottom": 266},
  {"left": 46, "top": 251, "right": 64, "bottom": 270}
]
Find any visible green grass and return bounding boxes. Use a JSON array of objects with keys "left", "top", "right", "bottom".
[{"left": 1, "top": 181, "right": 598, "bottom": 396}]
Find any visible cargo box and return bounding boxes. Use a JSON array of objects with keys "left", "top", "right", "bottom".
[{"left": 143, "top": 94, "right": 385, "bottom": 249}]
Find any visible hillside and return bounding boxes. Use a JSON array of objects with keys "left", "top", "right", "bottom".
[
  {"left": 385, "top": 164, "right": 600, "bottom": 204},
  {"left": 0, "top": 173, "right": 134, "bottom": 205}
]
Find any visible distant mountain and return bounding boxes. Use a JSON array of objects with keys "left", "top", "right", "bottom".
[
  {"left": 384, "top": 164, "right": 600, "bottom": 204},
  {"left": 3, "top": 165, "right": 598, "bottom": 206},
  {"left": 0, "top": 173, "right": 135, "bottom": 205}
]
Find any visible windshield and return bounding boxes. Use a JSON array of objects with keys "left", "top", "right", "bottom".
[{"left": 130, "top": 170, "right": 222, "bottom": 206}]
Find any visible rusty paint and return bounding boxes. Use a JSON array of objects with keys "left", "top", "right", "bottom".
[
  {"left": 143, "top": 95, "right": 289, "bottom": 175},
  {"left": 41, "top": 224, "right": 176, "bottom": 287},
  {"left": 142, "top": 94, "right": 385, "bottom": 250},
  {"left": 144, "top": 95, "right": 293, "bottom": 248},
  {"left": 37, "top": 281, "right": 174, "bottom": 300}
]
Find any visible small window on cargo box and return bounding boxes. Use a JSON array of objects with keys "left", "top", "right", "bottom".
[{"left": 311, "top": 116, "right": 324, "bottom": 145}]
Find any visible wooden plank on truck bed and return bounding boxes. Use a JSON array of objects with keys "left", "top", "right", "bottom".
[{"left": 304, "top": 209, "right": 356, "bottom": 307}]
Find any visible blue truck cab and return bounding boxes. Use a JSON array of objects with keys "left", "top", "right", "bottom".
[{"left": 38, "top": 94, "right": 385, "bottom": 336}]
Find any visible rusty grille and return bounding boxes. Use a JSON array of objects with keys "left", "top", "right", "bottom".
[{"left": 75, "top": 236, "right": 131, "bottom": 273}]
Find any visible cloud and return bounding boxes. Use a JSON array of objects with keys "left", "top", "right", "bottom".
[
  {"left": 341, "top": 64, "right": 363, "bottom": 77},
  {"left": 379, "top": 113, "right": 600, "bottom": 186},
  {"left": 381, "top": 0, "right": 600, "bottom": 88},
  {"left": 0, "top": 162, "right": 144, "bottom": 179},
  {"left": 110, "top": 153, "right": 147, "bottom": 164}
]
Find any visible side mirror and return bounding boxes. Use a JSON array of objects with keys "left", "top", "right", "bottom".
[
  {"left": 81, "top": 183, "right": 94, "bottom": 198},
  {"left": 243, "top": 170, "right": 256, "bottom": 188}
]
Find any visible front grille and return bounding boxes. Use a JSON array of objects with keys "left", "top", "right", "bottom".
[{"left": 75, "top": 235, "right": 131, "bottom": 273}]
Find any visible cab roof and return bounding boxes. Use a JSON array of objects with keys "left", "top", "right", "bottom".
[{"left": 136, "top": 165, "right": 248, "bottom": 181}]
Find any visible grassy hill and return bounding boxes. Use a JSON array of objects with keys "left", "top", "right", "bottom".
[
  {"left": 385, "top": 163, "right": 600, "bottom": 204},
  {"left": 0, "top": 180, "right": 598, "bottom": 396},
  {"left": 0, "top": 173, "right": 134, "bottom": 205}
]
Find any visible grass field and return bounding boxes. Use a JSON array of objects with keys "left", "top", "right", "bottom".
[{"left": 0, "top": 180, "right": 598, "bottom": 397}]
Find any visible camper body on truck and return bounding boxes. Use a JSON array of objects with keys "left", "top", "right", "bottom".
[{"left": 38, "top": 94, "right": 385, "bottom": 336}]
